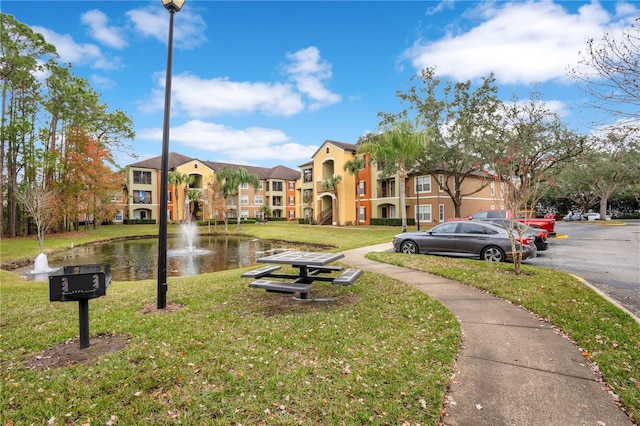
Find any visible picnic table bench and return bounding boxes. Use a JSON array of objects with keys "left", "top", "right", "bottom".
[{"left": 242, "top": 251, "right": 362, "bottom": 299}]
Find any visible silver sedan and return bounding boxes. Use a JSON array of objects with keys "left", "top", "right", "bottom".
[{"left": 393, "top": 221, "right": 537, "bottom": 262}]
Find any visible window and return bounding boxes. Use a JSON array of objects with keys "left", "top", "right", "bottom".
[
  {"left": 271, "top": 181, "right": 283, "bottom": 192},
  {"left": 258, "top": 181, "right": 264, "bottom": 190},
  {"left": 254, "top": 195, "right": 263, "bottom": 205},
  {"left": 359, "top": 206, "right": 366, "bottom": 222},
  {"left": 439, "top": 204, "right": 445, "bottom": 222},
  {"left": 303, "top": 168, "right": 312, "bottom": 183},
  {"left": 438, "top": 174, "right": 445, "bottom": 192},
  {"left": 133, "top": 170, "right": 151, "bottom": 185},
  {"left": 416, "top": 204, "right": 431, "bottom": 222},
  {"left": 359, "top": 181, "right": 366, "bottom": 196},
  {"left": 241, "top": 210, "right": 249, "bottom": 219},
  {"left": 240, "top": 182, "right": 249, "bottom": 189},
  {"left": 133, "top": 190, "right": 151, "bottom": 204},
  {"left": 432, "top": 222, "right": 458, "bottom": 234},
  {"left": 240, "top": 195, "right": 249, "bottom": 205},
  {"left": 289, "top": 210, "right": 294, "bottom": 219},
  {"left": 289, "top": 182, "right": 294, "bottom": 190},
  {"left": 288, "top": 196, "right": 294, "bottom": 205},
  {"left": 416, "top": 175, "right": 431, "bottom": 192},
  {"left": 115, "top": 210, "right": 123, "bottom": 221},
  {"left": 272, "top": 196, "right": 283, "bottom": 206},
  {"left": 490, "top": 182, "right": 495, "bottom": 196}
]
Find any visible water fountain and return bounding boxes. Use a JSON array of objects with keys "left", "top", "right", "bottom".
[
  {"left": 167, "top": 223, "right": 211, "bottom": 256},
  {"left": 29, "top": 253, "right": 59, "bottom": 281}
]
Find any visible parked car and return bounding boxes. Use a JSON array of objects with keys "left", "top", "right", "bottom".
[
  {"left": 544, "top": 212, "right": 564, "bottom": 221},
  {"left": 447, "top": 209, "right": 556, "bottom": 236},
  {"left": 473, "top": 219, "right": 549, "bottom": 251},
  {"left": 393, "top": 221, "right": 537, "bottom": 262},
  {"left": 563, "top": 212, "right": 584, "bottom": 221},
  {"left": 583, "top": 212, "right": 611, "bottom": 221}
]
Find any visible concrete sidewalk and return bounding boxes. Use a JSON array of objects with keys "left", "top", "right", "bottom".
[{"left": 340, "top": 243, "right": 633, "bottom": 426}]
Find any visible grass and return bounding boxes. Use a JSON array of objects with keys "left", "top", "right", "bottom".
[
  {"left": 1, "top": 221, "right": 638, "bottom": 423},
  {"left": 1, "top": 268, "right": 460, "bottom": 424},
  {"left": 367, "top": 252, "right": 640, "bottom": 422}
]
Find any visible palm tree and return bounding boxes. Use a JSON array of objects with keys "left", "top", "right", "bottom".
[
  {"left": 357, "top": 121, "right": 428, "bottom": 232},
  {"left": 343, "top": 157, "right": 365, "bottom": 225},
  {"left": 186, "top": 188, "right": 202, "bottom": 223},
  {"left": 168, "top": 171, "right": 190, "bottom": 223},
  {"left": 216, "top": 166, "right": 260, "bottom": 231}
]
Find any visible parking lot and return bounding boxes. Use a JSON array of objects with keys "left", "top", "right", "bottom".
[{"left": 526, "top": 220, "right": 640, "bottom": 319}]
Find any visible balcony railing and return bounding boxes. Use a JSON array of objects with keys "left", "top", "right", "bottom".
[{"left": 378, "top": 189, "right": 395, "bottom": 198}]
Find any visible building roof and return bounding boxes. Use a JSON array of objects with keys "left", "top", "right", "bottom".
[
  {"left": 128, "top": 153, "right": 299, "bottom": 181},
  {"left": 310, "top": 139, "right": 357, "bottom": 159},
  {"left": 128, "top": 152, "right": 194, "bottom": 170}
]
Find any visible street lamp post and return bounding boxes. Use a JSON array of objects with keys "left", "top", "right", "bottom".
[
  {"left": 157, "top": 0, "right": 185, "bottom": 309},
  {"left": 416, "top": 179, "right": 420, "bottom": 231}
]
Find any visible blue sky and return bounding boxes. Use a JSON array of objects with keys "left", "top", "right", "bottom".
[{"left": 3, "top": 0, "right": 638, "bottom": 169}]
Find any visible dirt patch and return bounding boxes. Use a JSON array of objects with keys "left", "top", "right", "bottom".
[
  {"left": 139, "top": 301, "right": 185, "bottom": 315},
  {"left": 248, "top": 288, "right": 360, "bottom": 316},
  {"left": 26, "top": 334, "right": 129, "bottom": 370}
]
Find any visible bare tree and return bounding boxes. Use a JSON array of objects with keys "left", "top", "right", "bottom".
[
  {"left": 483, "top": 92, "right": 585, "bottom": 274},
  {"left": 16, "top": 181, "right": 58, "bottom": 249},
  {"left": 570, "top": 20, "right": 639, "bottom": 128}
]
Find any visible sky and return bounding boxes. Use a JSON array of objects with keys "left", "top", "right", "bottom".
[{"left": 3, "top": 0, "right": 638, "bottom": 170}]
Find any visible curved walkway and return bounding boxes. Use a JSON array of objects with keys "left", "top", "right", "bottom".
[{"left": 340, "top": 243, "right": 633, "bottom": 426}]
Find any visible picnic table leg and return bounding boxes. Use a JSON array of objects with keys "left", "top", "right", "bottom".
[{"left": 298, "top": 266, "right": 309, "bottom": 299}]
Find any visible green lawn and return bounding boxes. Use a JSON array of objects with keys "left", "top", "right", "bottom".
[{"left": 1, "top": 222, "right": 638, "bottom": 424}]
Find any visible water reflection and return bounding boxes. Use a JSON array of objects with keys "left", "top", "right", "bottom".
[{"left": 21, "top": 236, "right": 309, "bottom": 282}]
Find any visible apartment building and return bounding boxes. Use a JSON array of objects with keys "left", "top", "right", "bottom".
[
  {"left": 121, "top": 144, "right": 500, "bottom": 226},
  {"left": 125, "top": 153, "right": 299, "bottom": 223},
  {"left": 299, "top": 140, "right": 502, "bottom": 226}
]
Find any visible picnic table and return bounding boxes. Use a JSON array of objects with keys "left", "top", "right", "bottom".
[{"left": 241, "top": 251, "right": 362, "bottom": 299}]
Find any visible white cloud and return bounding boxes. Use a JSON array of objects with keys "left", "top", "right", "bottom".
[
  {"left": 283, "top": 47, "right": 341, "bottom": 110},
  {"left": 126, "top": 6, "right": 206, "bottom": 50},
  {"left": 81, "top": 9, "right": 126, "bottom": 49},
  {"left": 31, "top": 26, "right": 118, "bottom": 70},
  {"left": 403, "top": 0, "right": 638, "bottom": 85},
  {"left": 138, "top": 120, "right": 316, "bottom": 164},
  {"left": 142, "top": 72, "right": 304, "bottom": 117},
  {"left": 141, "top": 46, "right": 341, "bottom": 118}
]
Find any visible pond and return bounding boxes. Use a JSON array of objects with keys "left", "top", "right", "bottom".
[{"left": 19, "top": 235, "right": 324, "bottom": 282}]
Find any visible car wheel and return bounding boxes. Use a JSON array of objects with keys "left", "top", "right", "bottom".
[
  {"left": 481, "top": 246, "right": 505, "bottom": 262},
  {"left": 400, "top": 240, "right": 418, "bottom": 254}
]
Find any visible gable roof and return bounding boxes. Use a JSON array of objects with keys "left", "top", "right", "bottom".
[
  {"left": 310, "top": 139, "right": 357, "bottom": 159},
  {"left": 129, "top": 153, "right": 299, "bottom": 181},
  {"left": 128, "top": 152, "right": 194, "bottom": 170}
]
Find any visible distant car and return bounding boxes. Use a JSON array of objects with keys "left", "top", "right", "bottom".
[
  {"left": 474, "top": 219, "right": 549, "bottom": 251},
  {"left": 583, "top": 212, "right": 611, "bottom": 221},
  {"left": 393, "top": 221, "right": 537, "bottom": 262},
  {"left": 563, "top": 213, "right": 584, "bottom": 221}
]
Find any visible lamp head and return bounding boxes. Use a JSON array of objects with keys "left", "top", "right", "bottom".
[{"left": 162, "top": 0, "right": 185, "bottom": 13}]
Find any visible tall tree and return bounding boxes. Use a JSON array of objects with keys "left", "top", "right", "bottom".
[
  {"left": 380, "top": 68, "right": 500, "bottom": 217},
  {"left": 1, "top": 13, "right": 56, "bottom": 238},
  {"left": 343, "top": 157, "right": 365, "bottom": 225},
  {"left": 484, "top": 92, "right": 585, "bottom": 273},
  {"left": 357, "top": 121, "right": 428, "bottom": 232},
  {"left": 583, "top": 129, "right": 640, "bottom": 219},
  {"left": 216, "top": 167, "right": 259, "bottom": 231}
]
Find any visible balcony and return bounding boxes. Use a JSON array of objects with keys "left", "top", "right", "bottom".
[{"left": 377, "top": 189, "right": 396, "bottom": 198}]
